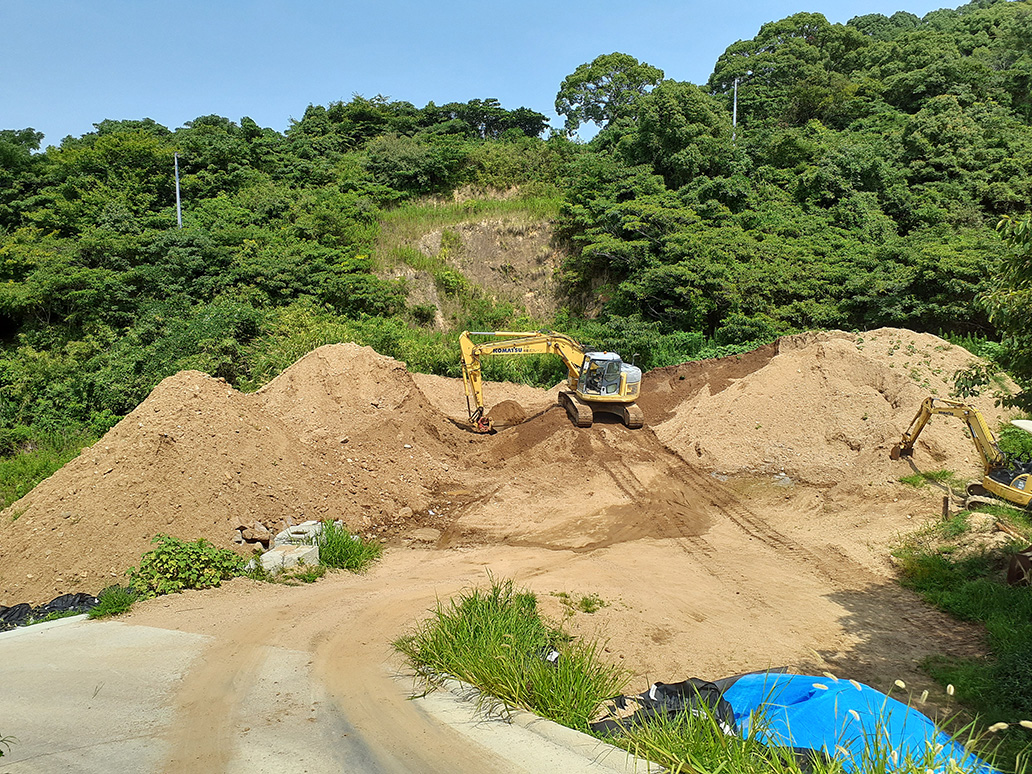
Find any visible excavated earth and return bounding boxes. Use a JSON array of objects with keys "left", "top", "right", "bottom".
[{"left": 0, "top": 327, "right": 1016, "bottom": 753}]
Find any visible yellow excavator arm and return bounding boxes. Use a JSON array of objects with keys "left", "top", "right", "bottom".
[
  {"left": 892, "top": 397, "right": 1005, "bottom": 469},
  {"left": 891, "top": 396, "right": 1031, "bottom": 509},
  {"left": 459, "top": 330, "right": 644, "bottom": 432}
]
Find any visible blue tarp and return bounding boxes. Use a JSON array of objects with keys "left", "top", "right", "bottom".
[{"left": 721, "top": 673, "right": 999, "bottom": 773}]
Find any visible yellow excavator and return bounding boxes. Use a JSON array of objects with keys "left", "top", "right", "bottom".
[
  {"left": 459, "top": 330, "right": 645, "bottom": 433},
  {"left": 891, "top": 397, "right": 1032, "bottom": 510}
]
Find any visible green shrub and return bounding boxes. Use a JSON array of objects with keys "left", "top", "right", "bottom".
[
  {"left": 317, "top": 520, "right": 382, "bottom": 571},
  {"left": 128, "top": 534, "right": 244, "bottom": 598},
  {"left": 88, "top": 585, "right": 140, "bottom": 618}
]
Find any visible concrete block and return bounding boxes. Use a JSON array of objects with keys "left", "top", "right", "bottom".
[
  {"left": 260, "top": 544, "right": 320, "bottom": 573},
  {"left": 273, "top": 519, "right": 324, "bottom": 547}
]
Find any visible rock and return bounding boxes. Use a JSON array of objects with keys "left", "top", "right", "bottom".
[
  {"left": 273, "top": 519, "right": 324, "bottom": 547},
  {"left": 241, "top": 528, "right": 271, "bottom": 546},
  {"left": 408, "top": 527, "right": 441, "bottom": 544},
  {"left": 397, "top": 506, "right": 414, "bottom": 520},
  {"left": 260, "top": 544, "right": 319, "bottom": 573}
]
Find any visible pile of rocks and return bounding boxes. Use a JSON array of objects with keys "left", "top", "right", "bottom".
[{"left": 254, "top": 520, "right": 333, "bottom": 574}]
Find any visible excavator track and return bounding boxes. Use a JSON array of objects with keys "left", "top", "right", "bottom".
[
  {"left": 559, "top": 391, "right": 594, "bottom": 427},
  {"left": 620, "top": 403, "right": 645, "bottom": 429}
]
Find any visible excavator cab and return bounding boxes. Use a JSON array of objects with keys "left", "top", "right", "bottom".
[{"left": 579, "top": 353, "right": 623, "bottom": 396}]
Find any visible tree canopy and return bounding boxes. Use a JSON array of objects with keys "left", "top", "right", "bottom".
[{"left": 555, "top": 52, "right": 664, "bottom": 134}]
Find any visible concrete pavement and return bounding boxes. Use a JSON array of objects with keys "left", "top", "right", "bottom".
[{"left": 0, "top": 616, "right": 656, "bottom": 773}]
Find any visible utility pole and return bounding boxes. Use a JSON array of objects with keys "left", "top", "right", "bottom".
[
  {"left": 732, "top": 78, "right": 739, "bottom": 145},
  {"left": 174, "top": 152, "right": 183, "bottom": 229}
]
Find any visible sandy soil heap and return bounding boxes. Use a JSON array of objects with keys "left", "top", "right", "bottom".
[{"left": 0, "top": 328, "right": 1008, "bottom": 607}]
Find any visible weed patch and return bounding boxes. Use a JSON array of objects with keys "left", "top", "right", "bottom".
[
  {"left": 317, "top": 520, "right": 382, "bottom": 572},
  {"left": 899, "top": 469, "right": 965, "bottom": 490},
  {"left": 552, "top": 590, "right": 607, "bottom": 615},
  {"left": 278, "top": 562, "right": 326, "bottom": 585},
  {"left": 395, "top": 577, "right": 626, "bottom": 731},
  {"left": 24, "top": 608, "right": 83, "bottom": 626},
  {"left": 128, "top": 534, "right": 245, "bottom": 598},
  {"left": 88, "top": 585, "right": 140, "bottom": 618}
]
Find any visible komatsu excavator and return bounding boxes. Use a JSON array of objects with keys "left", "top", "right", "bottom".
[
  {"left": 891, "top": 396, "right": 1032, "bottom": 510},
  {"left": 459, "top": 330, "right": 645, "bottom": 433}
]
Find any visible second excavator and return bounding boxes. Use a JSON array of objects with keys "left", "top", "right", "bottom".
[
  {"left": 459, "top": 330, "right": 645, "bottom": 433},
  {"left": 891, "top": 396, "right": 1032, "bottom": 510}
]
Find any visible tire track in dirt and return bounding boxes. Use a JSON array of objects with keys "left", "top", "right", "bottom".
[{"left": 158, "top": 566, "right": 524, "bottom": 774}]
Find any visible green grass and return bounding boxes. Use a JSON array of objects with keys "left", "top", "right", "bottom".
[
  {"left": 395, "top": 577, "right": 627, "bottom": 731},
  {"left": 376, "top": 194, "right": 562, "bottom": 245},
  {"left": 24, "top": 608, "right": 84, "bottom": 626},
  {"left": 0, "top": 431, "right": 97, "bottom": 509},
  {"left": 317, "top": 520, "right": 382, "bottom": 572},
  {"left": 898, "top": 469, "right": 966, "bottom": 491},
  {"left": 894, "top": 521, "right": 1032, "bottom": 771},
  {"left": 88, "top": 585, "right": 140, "bottom": 618}
]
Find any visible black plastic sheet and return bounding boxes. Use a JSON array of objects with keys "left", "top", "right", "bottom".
[{"left": 0, "top": 593, "right": 98, "bottom": 632}]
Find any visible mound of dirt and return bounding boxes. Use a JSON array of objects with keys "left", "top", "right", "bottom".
[
  {"left": 0, "top": 328, "right": 1011, "bottom": 606},
  {"left": 0, "top": 344, "right": 464, "bottom": 604},
  {"left": 486, "top": 400, "right": 527, "bottom": 427},
  {"left": 644, "top": 329, "right": 1011, "bottom": 489}
]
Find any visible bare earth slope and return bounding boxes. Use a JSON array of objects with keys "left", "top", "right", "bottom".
[{"left": 0, "top": 328, "right": 1005, "bottom": 747}]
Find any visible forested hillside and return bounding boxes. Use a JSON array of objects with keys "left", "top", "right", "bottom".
[{"left": 0, "top": 0, "right": 1030, "bottom": 503}]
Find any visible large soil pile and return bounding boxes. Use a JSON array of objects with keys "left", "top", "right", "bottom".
[
  {"left": 0, "top": 328, "right": 1006, "bottom": 605},
  {"left": 0, "top": 344, "right": 465, "bottom": 603},
  {"left": 641, "top": 328, "right": 1010, "bottom": 488}
]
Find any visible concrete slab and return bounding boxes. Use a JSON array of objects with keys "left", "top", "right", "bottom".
[
  {"left": 413, "top": 681, "right": 661, "bottom": 773},
  {"left": 0, "top": 616, "right": 657, "bottom": 773},
  {"left": 0, "top": 618, "right": 209, "bottom": 774},
  {"left": 260, "top": 544, "right": 319, "bottom": 572}
]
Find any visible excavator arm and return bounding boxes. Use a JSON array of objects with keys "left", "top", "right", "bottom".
[
  {"left": 460, "top": 331, "right": 586, "bottom": 431},
  {"left": 892, "top": 397, "right": 1032, "bottom": 510},
  {"left": 891, "top": 397, "right": 1006, "bottom": 470}
]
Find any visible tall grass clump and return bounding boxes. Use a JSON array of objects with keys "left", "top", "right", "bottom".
[
  {"left": 317, "top": 520, "right": 382, "bottom": 571},
  {"left": 395, "top": 577, "right": 627, "bottom": 731},
  {"left": 88, "top": 585, "right": 140, "bottom": 618},
  {"left": 606, "top": 707, "right": 835, "bottom": 774}
]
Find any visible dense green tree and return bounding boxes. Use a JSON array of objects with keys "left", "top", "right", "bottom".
[
  {"left": 624, "top": 81, "right": 732, "bottom": 189},
  {"left": 555, "top": 53, "right": 664, "bottom": 134},
  {"left": 990, "top": 213, "right": 1032, "bottom": 402},
  {"left": 0, "top": 128, "right": 43, "bottom": 229}
]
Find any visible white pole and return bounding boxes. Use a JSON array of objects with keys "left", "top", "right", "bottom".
[
  {"left": 174, "top": 152, "right": 183, "bottom": 229},
  {"left": 732, "top": 78, "right": 739, "bottom": 144}
]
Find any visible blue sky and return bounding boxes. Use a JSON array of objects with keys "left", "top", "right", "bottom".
[{"left": 3, "top": 0, "right": 951, "bottom": 146}]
